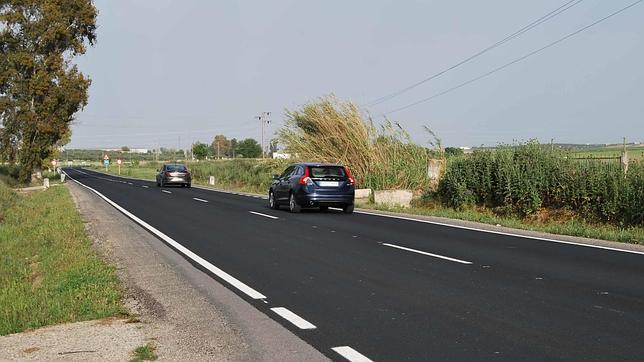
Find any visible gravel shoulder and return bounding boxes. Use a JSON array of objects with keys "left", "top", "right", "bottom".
[{"left": 0, "top": 180, "right": 327, "bottom": 361}]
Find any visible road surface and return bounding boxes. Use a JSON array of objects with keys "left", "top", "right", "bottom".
[{"left": 63, "top": 168, "right": 644, "bottom": 361}]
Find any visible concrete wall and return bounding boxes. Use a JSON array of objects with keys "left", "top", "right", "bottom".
[{"left": 374, "top": 190, "right": 413, "bottom": 208}]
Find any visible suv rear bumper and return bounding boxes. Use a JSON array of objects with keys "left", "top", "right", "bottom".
[{"left": 295, "top": 192, "right": 354, "bottom": 207}]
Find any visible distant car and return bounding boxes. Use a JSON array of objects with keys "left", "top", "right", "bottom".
[
  {"left": 269, "top": 163, "right": 355, "bottom": 213},
  {"left": 156, "top": 163, "right": 191, "bottom": 187}
]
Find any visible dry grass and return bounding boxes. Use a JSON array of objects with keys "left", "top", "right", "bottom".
[{"left": 278, "top": 95, "right": 431, "bottom": 190}]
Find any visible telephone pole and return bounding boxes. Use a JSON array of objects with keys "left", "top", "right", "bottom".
[{"left": 255, "top": 112, "right": 271, "bottom": 158}]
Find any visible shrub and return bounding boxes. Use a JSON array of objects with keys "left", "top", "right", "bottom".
[{"left": 434, "top": 142, "right": 642, "bottom": 226}]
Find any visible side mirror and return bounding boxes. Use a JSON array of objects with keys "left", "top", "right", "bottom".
[{"left": 272, "top": 174, "right": 279, "bottom": 180}]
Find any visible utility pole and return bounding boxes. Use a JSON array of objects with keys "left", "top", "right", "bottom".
[{"left": 255, "top": 112, "right": 271, "bottom": 158}]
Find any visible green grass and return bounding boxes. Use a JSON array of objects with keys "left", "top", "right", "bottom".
[
  {"left": 130, "top": 343, "right": 158, "bottom": 361},
  {"left": 0, "top": 181, "right": 124, "bottom": 336},
  {"left": 357, "top": 200, "right": 644, "bottom": 244}
]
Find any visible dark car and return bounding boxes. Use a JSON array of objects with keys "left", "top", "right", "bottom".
[
  {"left": 156, "top": 163, "right": 192, "bottom": 187},
  {"left": 269, "top": 163, "right": 355, "bottom": 213}
]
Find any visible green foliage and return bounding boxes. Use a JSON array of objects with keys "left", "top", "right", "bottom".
[
  {"left": 191, "top": 142, "right": 209, "bottom": 160},
  {"left": 278, "top": 95, "right": 430, "bottom": 190},
  {"left": 130, "top": 343, "right": 158, "bottom": 361},
  {"left": 444, "top": 147, "right": 464, "bottom": 157},
  {"left": 0, "top": 181, "right": 123, "bottom": 335},
  {"left": 210, "top": 134, "right": 231, "bottom": 158},
  {"left": 0, "top": 0, "right": 98, "bottom": 182},
  {"left": 189, "top": 159, "right": 288, "bottom": 193},
  {"left": 434, "top": 142, "right": 643, "bottom": 226},
  {"left": 236, "top": 138, "right": 262, "bottom": 158}
]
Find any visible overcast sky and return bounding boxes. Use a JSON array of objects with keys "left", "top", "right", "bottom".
[{"left": 68, "top": 0, "right": 644, "bottom": 150}]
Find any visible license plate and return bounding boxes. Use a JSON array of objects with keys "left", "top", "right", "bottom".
[{"left": 318, "top": 181, "right": 340, "bottom": 187}]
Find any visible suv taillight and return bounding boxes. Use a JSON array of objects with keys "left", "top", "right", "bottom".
[
  {"left": 298, "top": 167, "right": 313, "bottom": 185},
  {"left": 344, "top": 166, "right": 356, "bottom": 185},
  {"left": 165, "top": 171, "right": 171, "bottom": 177}
]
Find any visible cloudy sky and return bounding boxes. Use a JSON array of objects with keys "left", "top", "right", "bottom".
[{"left": 68, "top": 0, "right": 644, "bottom": 149}]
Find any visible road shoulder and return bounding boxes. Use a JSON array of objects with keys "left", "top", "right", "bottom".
[{"left": 66, "top": 180, "right": 327, "bottom": 361}]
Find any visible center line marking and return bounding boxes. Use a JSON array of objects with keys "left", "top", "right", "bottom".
[
  {"left": 382, "top": 243, "right": 472, "bottom": 265},
  {"left": 161, "top": 190, "right": 172, "bottom": 194},
  {"left": 270, "top": 307, "right": 316, "bottom": 329},
  {"left": 141, "top": 185, "right": 149, "bottom": 188},
  {"left": 332, "top": 346, "right": 373, "bottom": 362},
  {"left": 249, "top": 211, "right": 278, "bottom": 219},
  {"left": 193, "top": 197, "right": 208, "bottom": 203}
]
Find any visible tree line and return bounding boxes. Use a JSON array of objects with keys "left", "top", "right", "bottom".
[{"left": 192, "top": 135, "right": 263, "bottom": 160}]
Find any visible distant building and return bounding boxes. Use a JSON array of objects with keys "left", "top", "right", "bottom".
[
  {"left": 129, "top": 148, "right": 149, "bottom": 154},
  {"left": 272, "top": 152, "right": 291, "bottom": 159}
]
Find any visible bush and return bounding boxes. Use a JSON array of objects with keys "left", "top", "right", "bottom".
[{"left": 435, "top": 142, "right": 642, "bottom": 226}]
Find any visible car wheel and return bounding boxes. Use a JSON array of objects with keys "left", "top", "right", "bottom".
[
  {"left": 342, "top": 203, "right": 354, "bottom": 214},
  {"left": 269, "top": 191, "right": 279, "bottom": 210},
  {"left": 289, "top": 193, "right": 301, "bottom": 213},
  {"left": 187, "top": 183, "right": 191, "bottom": 188}
]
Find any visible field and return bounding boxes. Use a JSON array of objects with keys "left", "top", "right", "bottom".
[
  {"left": 567, "top": 144, "right": 644, "bottom": 160},
  {"left": 0, "top": 181, "right": 124, "bottom": 335}
]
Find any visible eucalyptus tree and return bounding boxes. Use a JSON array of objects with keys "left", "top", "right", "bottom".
[{"left": 0, "top": 0, "right": 97, "bottom": 181}]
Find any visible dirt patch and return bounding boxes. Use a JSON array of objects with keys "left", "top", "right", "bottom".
[{"left": 526, "top": 208, "right": 577, "bottom": 224}]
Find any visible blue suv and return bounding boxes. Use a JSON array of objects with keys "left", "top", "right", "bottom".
[{"left": 269, "top": 163, "right": 356, "bottom": 213}]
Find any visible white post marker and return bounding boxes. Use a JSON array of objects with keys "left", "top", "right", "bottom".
[
  {"left": 51, "top": 159, "right": 57, "bottom": 174},
  {"left": 117, "top": 158, "right": 122, "bottom": 175}
]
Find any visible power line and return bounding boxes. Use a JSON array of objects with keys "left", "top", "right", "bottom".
[
  {"left": 367, "top": 0, "right": 586, "bottom": 106},
  {"left": 382, "top": 0, "right": 643, "bottom": 116}
]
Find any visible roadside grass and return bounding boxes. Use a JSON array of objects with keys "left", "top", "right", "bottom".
[
  {"left": 356, "top": 200, "right": 644, "bottom": 245},
  {"left": 0, "top": 180, "right": 125, "bottom": 336},
  {"left": 130, "top": 343, "right": 158, "bottom": 361}
]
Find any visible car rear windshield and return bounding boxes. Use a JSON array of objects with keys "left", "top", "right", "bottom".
[
  {"left": 167, "top": 165, "right": 188, "bottom": 172},
  {"left": 308, "top": 166, "right": 345, "bottom": 178}
]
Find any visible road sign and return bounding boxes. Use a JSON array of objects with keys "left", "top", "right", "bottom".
[
  {"left": 51, "top": 159, "right": 57, "bottom": 167},
  {"left": 103, "top": 154, "right": 109, "bottom": 160},
  {"left": 103, "top": 159, "right": 110, "bottom": 166},
  {"left": 117, "top": 159, "right": 122, "bottom": 165}
]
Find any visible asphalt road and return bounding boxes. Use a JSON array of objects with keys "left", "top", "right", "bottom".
[{"left": 63, "top": 168, "right": 644, "bottom": 361}]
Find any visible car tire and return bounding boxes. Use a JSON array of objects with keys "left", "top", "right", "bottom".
[
  {"left": 342, "top": 203, "right": 354, "bottom": 214},
  {"left": 269, "top": 191, "right": 279, "bottom": 210},
  {"left": 187, "top": 183, "right": 191, "bottom": 188},
  {"left": 289, "top": 193, "right": 301, "bottom": 213}
]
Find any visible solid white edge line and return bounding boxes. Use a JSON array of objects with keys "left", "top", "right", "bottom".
[
  {"left": 77, "top": 168, "right": 644, "bottom": 256},
  {"left": 249, "top": 211, "right": 278, "bottom": 220},
  {"left": 161, "top": 190, "right": 172, "bottom": 194},
  {"left": 193, "top": 197, "right": 208, "bottom": 203},
  {"left": 356, "top": 210, "right": 644, "bottom": 256},
  {"left": 270, "top": 307, "right": 316, "bottom": 329},
  {"left": 382, "top": 243, "right": 472, "bottom": 265},
  {"left": 62, "top": 170, "right": 267, "bottom": 300},
  {"left": 331, "top": 346, "right": 373, "bottom": 362}
]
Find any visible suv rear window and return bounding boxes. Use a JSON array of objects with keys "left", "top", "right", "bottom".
[
  {"left": 167, "top": 165, "right": 188, "bottom": 172},
  {"left": 309, "top": 166, "right": 345, "bottom": 178}
]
